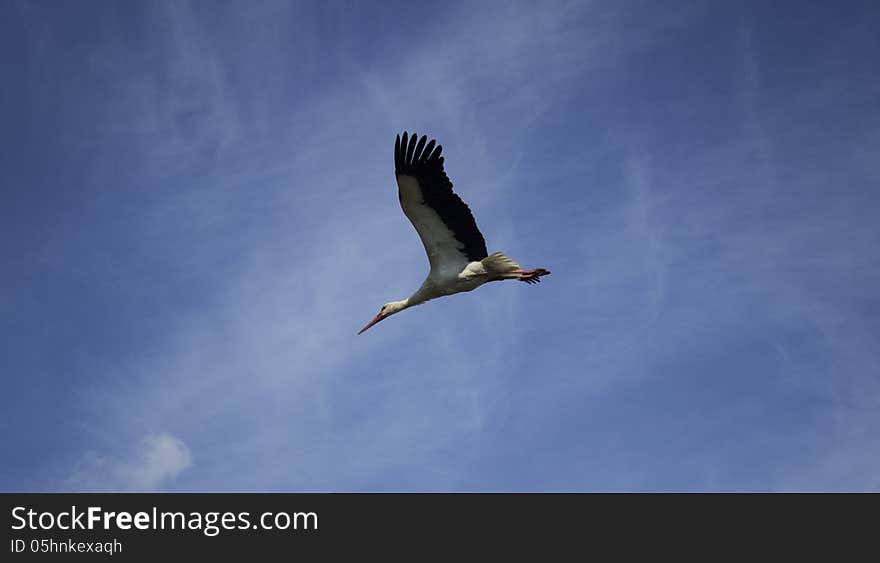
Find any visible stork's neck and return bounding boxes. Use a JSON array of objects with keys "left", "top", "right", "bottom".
[{"left": 386, "top": 298, "right": 412, "bottom": 314}]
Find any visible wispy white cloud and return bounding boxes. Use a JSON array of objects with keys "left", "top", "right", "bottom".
[{"left": 66, "top": 433, "right": 192, "bottom": 492}]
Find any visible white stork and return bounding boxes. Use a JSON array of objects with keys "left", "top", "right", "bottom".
[{"left": 358, "top": 131, "right": 550, "bottom": 334}]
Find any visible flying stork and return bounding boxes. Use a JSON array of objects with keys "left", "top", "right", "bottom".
[{"left": 358, "top": 131, "right": 550, "bottom": 334}]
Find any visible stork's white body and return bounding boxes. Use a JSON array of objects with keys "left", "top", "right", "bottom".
[
  {"left": 358, "top": 132, "right": 549, "bottom": 334},
  {"left": 408, "top": 252, "right": 521, "bottom": 305}
]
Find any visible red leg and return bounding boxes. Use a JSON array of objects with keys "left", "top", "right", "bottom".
[{"left": 510, "top": 268, "right": 550, "bottom": 284}]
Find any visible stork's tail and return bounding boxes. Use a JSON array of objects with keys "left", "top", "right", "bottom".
[
  {"left": 482, "top": 252, "right": 521, "bottom": 273},
  {"left": 482, "top": 252, "right": 550, "bottom": 284}
]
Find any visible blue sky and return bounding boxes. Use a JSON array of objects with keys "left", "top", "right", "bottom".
[{"left": 2, "top": 0, "right": 879, "bottom": 491}]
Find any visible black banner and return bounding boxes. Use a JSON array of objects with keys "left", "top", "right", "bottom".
[{"left": 1, "top": 493, "right": 872, "bottom": 558}]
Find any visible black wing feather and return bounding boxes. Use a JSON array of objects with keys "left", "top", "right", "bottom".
[{"left": 394, "top": 132, "right": 488, "bottom": 262}]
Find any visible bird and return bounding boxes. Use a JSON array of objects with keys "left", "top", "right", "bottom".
[{"left": 358, "top": 131, "right": 550, "bottom": 334}]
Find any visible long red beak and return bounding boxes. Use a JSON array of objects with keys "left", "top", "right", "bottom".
[{"left": 358, "top": 313, "right": 386, "bottom": 335}]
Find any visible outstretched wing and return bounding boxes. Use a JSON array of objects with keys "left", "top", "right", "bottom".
[{"left": 394, "top": 131, "right": 488, "bottom": 274}]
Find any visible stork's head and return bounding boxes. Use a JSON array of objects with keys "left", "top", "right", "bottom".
[{"left": 358, "top": 300, "right": 409, "bottom": 334}]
